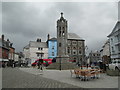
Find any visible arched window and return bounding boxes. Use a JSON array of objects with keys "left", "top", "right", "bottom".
[
  {"left": 68, "top": 47, "right": 70, "bottom": 53},
  {"left": 79, "top": 51, "right": 81, "bottom": 54},
  {"left": 63, "top": 27, "right": 64, "bottom": 30},
  {"left": 62, "top": 31, "right": 65, "bottom": 36},
  {"left": 59, "top": 31, "right": 61, "bottom": 37},
  {"left": 73, "top": 51, "right": 76, "bottom": 55},
  {"left": 59, "top": 43, "right": 61, "bottom": 47},
  {"left": 59, "top": 27, "right": 61, "bottom": 30},
  {"left": 73, "top": 47, "right": 76, "bottom": 49}
]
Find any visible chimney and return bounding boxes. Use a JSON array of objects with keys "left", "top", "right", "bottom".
[
  {"left": 39, "top": 39, "right": 41, "bottom": 42},
  {"left": 37, "top": 38, "right": 41, "bottom": 42},
  {"left": 10, "top": 43, "right": 13, "bottom": 47},
  {"left": 7, "top": 39, "right": 9, "bottom": 42},
  {"left": 2, "top": 34, "right": 4, "bottom": 41},
  {"left": 47, "top": 34, "right": 50, "bottom": 40},
  {"left": 37, "top": 38, "right": 39, "bottom": 42}
]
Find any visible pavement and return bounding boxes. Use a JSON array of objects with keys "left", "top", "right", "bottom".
[
  {"left": 19, "top": 67, "right": 119, "bottom": 88},
  {"left": 2, "top": 67, "right": 79, "bottom": 88}
]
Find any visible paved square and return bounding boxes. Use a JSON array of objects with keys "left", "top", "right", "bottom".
[{"left": 20, "top": 67, "right": 119, "bottom": 88}]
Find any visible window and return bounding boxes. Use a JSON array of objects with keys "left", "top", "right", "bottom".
[
  {"left": 41, "top": 54, "right": 44, "bottom": 57},
  {"left": 73, "top": 51, "right": 76, "bottom": 55},
  {"left": 52, "top": 52, "right": 54, "bottom": 56},
  {"left": 59, "top": 43, "right": 61, "bottom": 47},
  {"left": 72, "top": 41, "right": 77, "bottom": 44},
  {"left": 113, "top": 60, "right": 116, "bottom": 64},
  {"left": 68, "top": 40, "right": 71, "bottom": 45},
  {"left": 59, "top": 31, "right": 61, "bottom": 37},
  {"left": 73, "top": 47, "right": 76, "bottom": 49},
  {"left": 63, "top": 27, "right": 65, "bottom": 30},
  {"left": 118, "top": 44, "right": 120, "bottom": 51},
  {"left": 38, "top": 47, "right": 40, "bottom": 50},
  {"left": 52, "top": 46, "right": 54, "bottom": 49},
  {"left": 118, "top": 61, "right": 120, "bottom": 63},
  {"left": 118, "top": 34, "right": 120, "bottom": 42},
  {"left": 97, "top": 54, "right": 100, "bottom": 56},
  {"left": 41, "top": 48, "right": 43, "bottom": 50},
  {"left": 68, "top": 47, "right": 70, "bottom": 54},
  {"left": 37, "top": 53, "right": 39, "bottom": 57},
  {"left": 68, "top": 49, "right": 70, "bottom": 53},
  {"left": 111, "top": 38, "right": 113, "bottom": 43},
  {"left": 78, "top": 42, "right": 81, "bottom": 45},
  {"left": 112, "top": 47, "right": 114, "bottom": 52},
  {"left": 38, "top": 47, "right": 43, "bottom": 50},
  {"left": 59, "top": 27, "right": 61, "bottom": 30},
  {"left": 62, "top": 31, "right": 65, "bottom": 36},
  {"left": 79, "top": 51, "right": 81, "bottom": 54}
]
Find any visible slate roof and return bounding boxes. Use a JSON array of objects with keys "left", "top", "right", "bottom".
[
  {"left": 29, "top": 41, "right": 47, "bottom": 48},
  {"left": 23, "top": 44, "right": 29, "bottom": 49},
  {"left": 49, "top": 37, "right": 57, "bottom": 41},
  {"left": 68, "top": 33, "right": 84, "bottom": 40},
  {"left": 108, "top": 21, "right": 120, "bottom": 37}
]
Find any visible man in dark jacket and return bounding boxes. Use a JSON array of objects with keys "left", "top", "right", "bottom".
[
  {"left": 38, "top": 59, "right": 43, "bottom": 70},
  {"left": 37, "top": 59, "right": 40, "bottom": 69}
]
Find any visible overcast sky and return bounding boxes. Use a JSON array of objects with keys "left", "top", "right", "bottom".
[{"left": 1, "top": 1, "right": 118, "bottom": 53}]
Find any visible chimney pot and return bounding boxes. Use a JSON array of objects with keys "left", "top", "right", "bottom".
[{"left": 2, "top": 34, "right": 4, "bottom": 41}]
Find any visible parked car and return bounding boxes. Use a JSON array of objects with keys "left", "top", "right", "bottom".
[{"left": 108, "top": 60, "right": 120, "bottom": 71}]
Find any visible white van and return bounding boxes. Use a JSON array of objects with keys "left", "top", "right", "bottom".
[{"left": 108, "top": 60, "right": 120, "bottom": 71}]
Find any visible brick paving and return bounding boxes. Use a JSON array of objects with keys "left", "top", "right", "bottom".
[
  {"left": 20, "top": 67, "right": 119, "bottom": 88},
  {"left": 2, "top": 68, "right": 79, "bottom": 88}
]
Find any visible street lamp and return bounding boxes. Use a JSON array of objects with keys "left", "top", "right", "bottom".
[
  {"left": 85, "top": 45, "right": 88, "bottom": 67},
  {"left": 59, "top": 55, "right": 61, "bottom": 71}
]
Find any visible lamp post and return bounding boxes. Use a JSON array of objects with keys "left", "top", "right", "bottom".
[
  {"left": 59, "top": 55, "right": 61, "bottom": 71},
  {"left": 85, "top": 45, "right": 88, "bottom": 67}
]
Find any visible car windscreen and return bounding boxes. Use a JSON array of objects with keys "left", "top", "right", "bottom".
[
  {"left": 118, "top": 61, "right": 120, "bottom": 63},
  {"left": 112, "top": 61, "right": 116, "bottom": 63}
]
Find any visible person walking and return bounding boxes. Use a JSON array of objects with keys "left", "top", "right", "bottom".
[
  {"left": 40, "top": 59, "right": 43, "bottom": 71},
  {"left": 37, "top": 59, "right": 43, "bottom": 75},
  {"left": 37, "top": 59, "right": 40, "bottom": 69}
]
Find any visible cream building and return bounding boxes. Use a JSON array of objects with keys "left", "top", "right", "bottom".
[
  {"left": 23, "top": 39, "right": 48, "bottom": 64},
  {"left": 100, "top": 40, "right": 110, "bottom": 64}
]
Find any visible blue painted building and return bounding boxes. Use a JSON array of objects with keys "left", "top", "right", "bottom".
[{"left": 48, "top": 37, "right": 57, "bottom": 59}]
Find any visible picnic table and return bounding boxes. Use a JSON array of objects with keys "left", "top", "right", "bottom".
[{"left": 70, "top": 68, "right": 101, "bottom": 81}]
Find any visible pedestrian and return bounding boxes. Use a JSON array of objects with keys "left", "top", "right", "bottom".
[
  {"left": 2, "top": 62, "right": 5, "bottom": 68},
  {"left": 40, "top": 59, "right": 43, "bottom": 70},
  {"left": 37, "top": 59, "right": 40, "bottom": 69},
  {"left": 37, "top": 59, "right": 43, "bottom": 75},
  {"left": 86, "top": 63, "right": 88, "bottom": 68},
  {"left": 40, "top": 62, "right": 43, "bottom": 70},
  {"left": 13, "top": 62, "right": 15, "bottom": 68}
]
